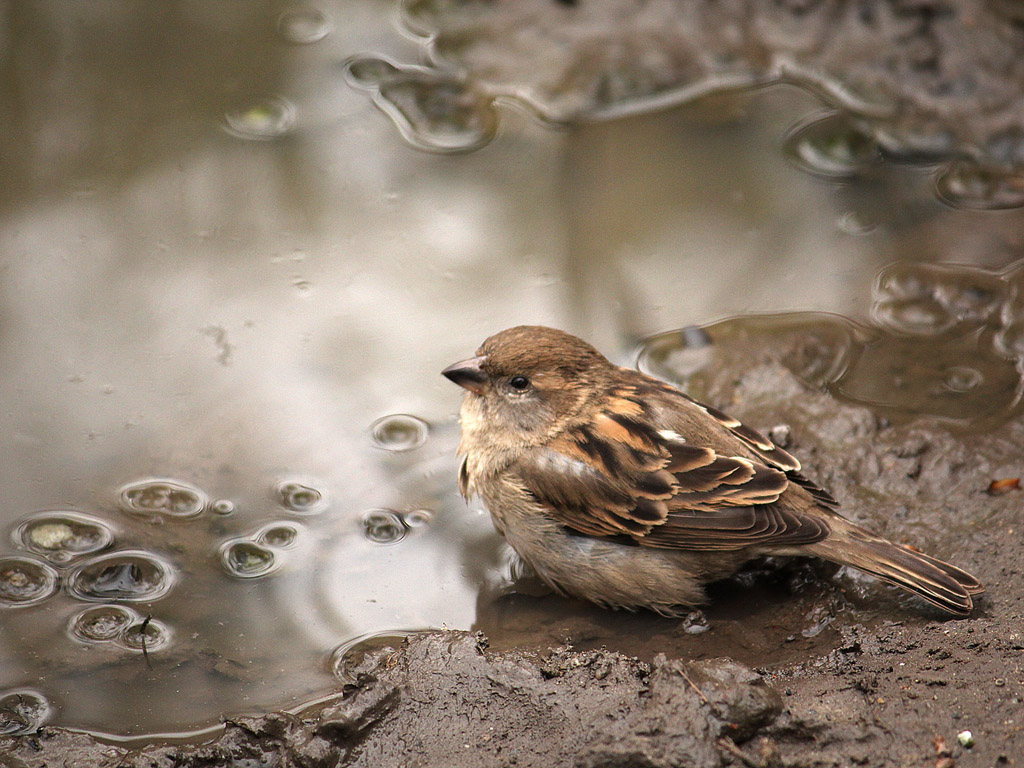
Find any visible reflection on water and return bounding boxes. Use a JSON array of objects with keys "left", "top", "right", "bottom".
[
  {"left": 68, "top": 550, "right": 176, "bottom": 603},
  {"left": 370, "top": 413, "right": 429, "bottom": 451},
  {"left": 16, "top": 512, "right": 114, "bottom": 564},
  {"left": 222, "top": 97, "right": 298, "bottom": 141},
  {"left": 783, "top": 111, "right": 883, "bottom": 180},
  {"left": 935, "top": 162, "right": 1024, "bottom": 211},
  {"left": 641, "top": 260, "right": 1024, "bottom": 424},
  {"left": 120, "top": 479, "right": 208, "bottom": 520},
  {"left": 0, "top": 557, "right": 59, "bottom": 608},
  {"left": 344, "top": 56, "right": 499, "bottom": 153},
  {"left": 277, "top": 7, "right": 334, "bottom": 45},
  {"left": 69, "top": 604, "right": 137, "bottom": 644},
  {"left": 1, "top": 0, "right": 1023, "bottom": 742},
  {"left": 274, "top": 479, "right": 328, "bottom": 514},
  {"left": 0, "top": 690, "right": 52, "bottom": 736}
]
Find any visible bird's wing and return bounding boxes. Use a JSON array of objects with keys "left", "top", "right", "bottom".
[
  {"left": 664, "top": 385, "right": 839, "bottom": 509},
  {"left": 511, "top": 380, "right": 832, "bottom": 550}
]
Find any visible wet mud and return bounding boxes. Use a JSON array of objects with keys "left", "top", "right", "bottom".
[{"left": 4, "top": 342, "right": 1023, "bottom": 767}]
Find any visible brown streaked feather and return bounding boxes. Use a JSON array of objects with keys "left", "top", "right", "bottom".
[
  {"left": 666, "top": 445, "right": 717, "bottom": 473},
  {"left": 511, "top": 385, "right": 833, "bottom": 551},
  {"left": 787, "top": 470, "right": 839, "bottom": 508},
  {"left": 632, "top": 497, "right": 670, "bottom": 523},
  {"left": 647, "top": 504, "right": 830, "bottom": 550},
  {"left": 633, "top": 469, "right": 677, "bottom": 499},
  {"left": 668, "top": 460, "right": 790, "bottom": 511},
  {"left": 693, "top": 400, "right": 802, "bottom": 472},
  {"left": 807, "top": 524, "right": 978, "bottom": 615},
  {"left": 635, "top": 379, "right": 837, "bottom": 512},
  {"left": 635, "top": 378, "right": 804, "bottom": 473},
  {"left": 670, "top": 455, "right": 757, "bottom": 493},
  {"left": 515, "top": 445, "right": 666, "bottom": 538},
  {"left": 593, "top": 413, "right": 657, "bottom": 453}
]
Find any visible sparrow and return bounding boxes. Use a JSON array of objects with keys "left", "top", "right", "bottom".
[{"left": 442, "top": 325, "right": 983, "bottom": 616}]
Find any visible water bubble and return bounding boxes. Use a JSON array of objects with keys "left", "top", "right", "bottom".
[
  {"left": 346, "top": 57, "right": 400, "bottom": 87},
  {"left": 875, "top": 266, "right": 931, "bottom": 302},
  {"left": 873, "top": 297, "right": 957, "bottom": 337},
  {"left": 0, "top": 557, "right": 59, "bottom": 607},
  {"left": 121, "top": 618, "right": 171, "bottom": 654},
  {"left": 68, "top": 551, "right": 175, "bottom": 602},
  {"left": 0, "top": 690, "right": 52, "bottom": 735},
  {"left": 120, "top": 479, "right": 207, "bottom": 520},
  {"left": 381, "top": 78, "right": 496, "bottom": 153},
  {"left": 836, "top": 211, "right": 876, "bottom": 236},
  {"left": 276, "top": 7, "right": 332, "bottom": 44},
  {"left": 867, "top": 125, "right": 955, "bottom": 163},
  {"left": 256, "top": 523, "right": 299, "bottom": 549},
  {"left": 783, "top": 112, "right": 880, "bottom": 178},
  {"left": 401, "top": 509, "right": 432, "bottom": 528},
  {"left": 371, "top": 414, "right": 429, "bottom": 451},
  {"left": 873, "top": 263, "right": 1006, "bottom": 336},
  {"left": 344, "top": 56, "right": 497, "bottom": 153},
  {"left": 275, "top": 480, "right": 327, "bottom": 514},
  {"left": 223, "top": 97, "right": 296, "bottom": 141},
  {"left": 768, "top": 424, "right": 792, "bottom": 448},
  {"left": 361, "top": 510, "right": 407, "bottom": 544},
  {"left": 220, "top": 540, "right": 278, "bottom": 579},
  {"left": 211, "top": 499, "right": 236, "bottom": 516},
  {"left": 17, "top": 512, "right": 114, "bottom": 564},
  {"left": 935, "top": 161, "right": 1024, "bottom": 210},
  {"left": 70, "top": 605, "right": 136, "bottom": 643},
  {"left": 937, "top": 284, "right": 1004, "bottom": 326},
  {"left": 941, "top": 366, "right": 983, "bottom": 393}
]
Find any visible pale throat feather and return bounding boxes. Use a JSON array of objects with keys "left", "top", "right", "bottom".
[{"left": 457, "top": 394, "right": 521, "bottom": 495}]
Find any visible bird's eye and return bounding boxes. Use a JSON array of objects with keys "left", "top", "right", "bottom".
[{"left": 509, "top": 376, "right": 530, "bottom": 391}]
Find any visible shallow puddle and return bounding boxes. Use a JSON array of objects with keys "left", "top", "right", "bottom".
[{"left": 1, "top": 0, "right": 1022, "bottom": 741}]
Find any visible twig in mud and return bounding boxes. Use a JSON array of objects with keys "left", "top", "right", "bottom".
[
  {"left": 677, "top": 665, "right": 720, "bottom": 716},
  {"left": 717, "top": 736, "right": 759, "bottom": 768},
  {"left": 140, "top": 615, "right": 152, "bottom": 670}
]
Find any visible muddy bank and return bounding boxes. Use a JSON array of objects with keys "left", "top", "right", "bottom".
[
  {"left": 1, "top": 620, "right": 1019, "bottom": 768},
  {"left": 2, "top": 632, "right": 781, "bottom": 768},
  {"left": 4, "top": 343, "right": 1023, "bottom": 767}
]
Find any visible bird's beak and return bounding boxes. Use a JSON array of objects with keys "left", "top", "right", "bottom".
[{"left": 442, "top": 356, "right": 489, "bottom": 395}]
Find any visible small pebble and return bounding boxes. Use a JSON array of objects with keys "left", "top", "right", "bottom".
[
  {"left": 768, "top": 424, "right": 791, "bottom": 448},
  {"left": 956, "top": 729, "right": 974, "bottom": 748}
]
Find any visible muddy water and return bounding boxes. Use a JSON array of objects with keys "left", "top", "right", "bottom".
[{"left": 1, "top": 1, "right": 1022, "bottom": 741}]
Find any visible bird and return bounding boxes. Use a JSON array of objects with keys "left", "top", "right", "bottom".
[{"left": 442, "top": 325, "right": 983, "bottom": 617}]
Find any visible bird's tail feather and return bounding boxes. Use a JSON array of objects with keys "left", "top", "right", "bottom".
[{"left": 808, "top": 522, "right": 983, "bottom": 616}]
